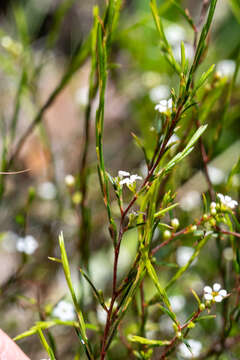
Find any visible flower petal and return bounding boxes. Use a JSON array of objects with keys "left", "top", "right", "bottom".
[
  {"left": 214, "top": 295, "right": 223, "bottom": 302},
  {"left": 204, "top": 293, "right": 213, "bottom": 300},
  {"left": 204, "top": 286, "right": 212, "bottom": 293},
  {"left": 219, "top": 289, "right": 227, "bottom": 297},
  {"left": 213, "top": 283, "right": 221, "bottom": 292},
  {"left": 118, "top": 170, "right": 130, "bottom": 177}
]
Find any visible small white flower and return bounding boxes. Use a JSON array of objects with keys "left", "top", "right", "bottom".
[
  {"left": 204, "top": 283, "right": 228, "bottom": 303},
  {"left": 167, "top": 134, "right": 179, "bottom": 147},
  {"left": 16, "top": 235, "right": 38, "bottom": 255},
  {"left": 155, "top": 98, "right": 172, "bottom": 113},
  {"left": 65, "top": 174, "right": 75, "bottom": 187},
  {"left": 216, "top": 60, "right": 236, "bottom": 78},
  {"left": 208, "top": 166, "right": 225, "bottom": 185},
  {"left": 75, "top": 86, "right": 89, "bottom": 106},
  {"left": 165, "top": 24, "right": 186, "bottom": 46},
  {"left": 37, "top": 182, "right": 57, "bottom": 200},
  {"left": 179, "top": 190, "right": 201, "bottom": 211},
  {"left": 52, "top": 300, "right": 76, "bottom": 321},
  {"left": 119, "top": 173, "right": 142, "bottom": 187},
  {"left": 118, "top": 170, "right": 130, "bottom": 178},
  {"left": 97, "top": 304, "right": 108, "bottom": 325},
  {"left": 149, "top": 85, "right": 170, "bottom": 103},
  {"left": 179, "top": 339, "right": 202, "bottom": 358},
  {"left": 169, "top": 295, "right": 186, "bottom": 313},
  {"left": 176, "top": 246, "right": 195, "bottom": 267},
  {"left": 217, "top": 193, "right": 238, "bottom": 209}
]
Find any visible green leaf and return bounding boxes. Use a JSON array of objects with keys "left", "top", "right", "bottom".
[
  {"left": 163, "top": 125, "right": 207, "bottom": 174},
  {"left": 146, "top": 259, "right": 171, "bottom": 309},
  {"left": 128, "top": 335, "right": 170, "bottom": 347},
  {"left": 229, "top": 0, "right": 240, "bottom": 24},
  {"left": 154, "top": 203, "right": 179, "bottom": 218}
]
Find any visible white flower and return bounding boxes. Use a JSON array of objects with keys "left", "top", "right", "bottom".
[
  {"left": 149, "top": 85, "right": 170, "bottom": 103},
  {"left": 118, "top": 170, "right": 142, "bottom": 187},
  {"left": 16, "top": 235, "right": 38, "bottom": 255},
  {"left": 179, "top": 190, "right": 201, "bottom": 211},
  {"left": 52, "top": 300, "right": 76, "bottom": 321},
  {"left": 65, "top": 174, "right": 75, "bottom": 187},
  {"left": 208, "top": 166, "right": 225, "bottom": 185},
  {"left": 37, "top": 182, "right": 57, "bottom": 200},
  {"left": 176, "top": 246, "right": 195, "bottom": 267},
  {"left": 165, "top": 24, "right": 186, "bottom": 46},
  {"left": 217, "top": 193, "right": 238, "bottom": 209},
  {"left": 75, "top": 86, "right": 89, "bottom": 106},
  {"left": 216, "top": 60, "right": 236, "bottom": 78},
  {"left": 118, "top": 170, "right": 130, "bottom": 178},
  {"left": 155, "top": 98, "right": 172, "bottom": 113},
  {"left": 167, "top": 134, "right": 179, "bottom": 147},
  {"left": 169, "top": 295, "right": 186, "bottom": 313},
  {"left": 97, "top": 304, "right": 108, "bottom": 325},
  {"left": 204, "top": 283, "right": 228, "bottom": 303},
  {"left": 179, "top": 339, "right": 202, "bottom": 358}
]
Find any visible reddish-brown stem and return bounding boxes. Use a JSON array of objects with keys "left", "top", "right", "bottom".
[{"left": 220, "top": 230, "right": 240, "bottom": 239}]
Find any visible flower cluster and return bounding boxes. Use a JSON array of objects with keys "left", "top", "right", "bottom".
[
  {"left": 117, "top": 170, "right": 142, "bottom": 187},
  {"left": 204, "top": 283, "right": 228, "bottom": 303},
  {"left": 155, "top": 98, "right": 172, "bottom": 113},
  {"left": 16, "top": 235, "right": 38, "bottom": 255},
  {"left": 217, "top": 193, "right": 238, "bottom": 209}
]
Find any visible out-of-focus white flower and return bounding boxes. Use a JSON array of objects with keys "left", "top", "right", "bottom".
[
  {"left": 169, "top": 295, "right": 186, "bottom": 312},
  {"left": 179, "top": 190, "right": 201, "bottom": 211},
  {"left": 52, "top": 300, "right": 76, "bottom": 321},
  {"left": 179, "top": 339, "right": 202, "bottom": 358},
  {"left": 223, "top": 247, "right": 234, "bottom": 261},
  {"left": 37, "top": 182, "right": 57, "bottom": 200},
  {"left": 16, "top": 235, "right": 38, "bottom": 255},
  {"left": 165, "top": 24, "right": 186, "bottom": 46},
  {"left": 167, "top": 134, "right": 179, "bottom": 147},
  {"left": 155, "top": 98, "right": 172, "bottom": 113},
  {"left": 176, "top": 246, "right": 195, "bottom": 267},
  {"left": 1, "top": 231, "right": 19, "bottom": 252},
  {"left": 75, "top": 86, "right": 89, "bottom": 106},
  {"left": 149, "top": 85, "right": 170, "bottom": 103},
  {"left": 216, "top": 60, "right": 236, "bottom": 78},
  {"left": 65, "top": 174, "right": 75, "bottom": 187},
  {"left": 173, "top": 42, "right": 194, "bottom": 62},
  {"left": 208, "top": 166, "right": 225, "bottom": 185},
  {"left": 217, "top": 193, "right": 238, "bottom": 209},
  {"left": 204, "top": 283, "right": 228, "bottom": 303},
  {"left": 97, "top": 304, "right": 108, "bottom": 325}
]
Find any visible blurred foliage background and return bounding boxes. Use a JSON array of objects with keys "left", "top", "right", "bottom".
[{"left": 0, "top": 0, "right": 239, "bottom": 359}]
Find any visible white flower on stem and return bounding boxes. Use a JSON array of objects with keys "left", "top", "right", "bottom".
[
  {"left": 217, "top": 193, "right": 238, "bottom": 209},
  {"left": 176, "top": 246, "right": 195, "bottom": 267},
  {"left": 16, "top": 235, "right": 38, "bottom": 255},
  {"left": 204, "top": 283, "right": 228, "bottom": 303},
  {"left": 155, "top": 98, "right": 172, "bottom": 113},
  {"left": 179, "top": 339, "right": 202, "bottom": 358},
  {"left": 52, "top": 300, "right": 76, "bottom": 321},
  {"left": 216, "top": 60, "right": 236, "bottom": 78},
  {"left": 118, "top": 170, "right": 130, "bottom": 178},
  {"left": 119, "top": 174, "right": 142, "bottom": 187}
]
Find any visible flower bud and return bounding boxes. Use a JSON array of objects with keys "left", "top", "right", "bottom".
[
  {"left": 199, "top": 303, "right": 205, "bottom": 311},
  {"left": 163, "top": 230, "right": 171, "bottom": 240},
  {"left": 171, "top": 218, "right": 179, "bottom": 230},
  {"left": 187, "top": 321, "right": 195, "bottom": 329},
  {"left": 202, "top": 214, "right": 208, "bottom": 221}
]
